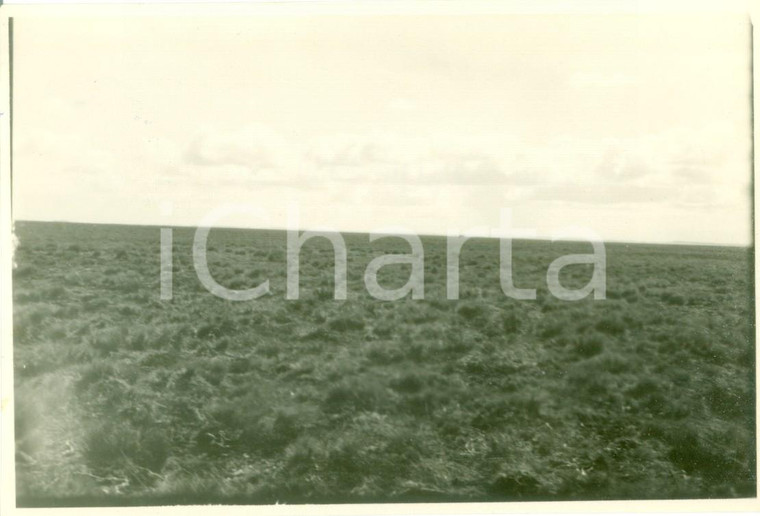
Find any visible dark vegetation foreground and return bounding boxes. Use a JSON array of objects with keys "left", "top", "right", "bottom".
[{"left": 12, "top": 221, "right": 756, "bottom": 506}]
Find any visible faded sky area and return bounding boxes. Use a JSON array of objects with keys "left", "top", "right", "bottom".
[{"left": 12, "top": 13, "right": 753, "bottom": 245}]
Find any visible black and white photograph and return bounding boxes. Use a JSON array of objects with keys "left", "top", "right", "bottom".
[{"left": 0, "top": 0, "right": 757, "bottom": 511}]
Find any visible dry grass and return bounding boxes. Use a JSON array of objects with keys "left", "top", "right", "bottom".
[{"left": 12, "top": 221, "right": 756, "bottom": 505}]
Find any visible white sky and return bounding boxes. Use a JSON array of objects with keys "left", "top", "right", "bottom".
[{"left": 12, "top": 12, "right": 753, "bottom": 244}]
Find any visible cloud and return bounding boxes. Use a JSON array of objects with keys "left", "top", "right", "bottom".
[
  {"left": 593, "top": 148, "right": 653, "bottom": 181},
  {"left": 530, "top": 183, "right": 673, "bottom": 205},
  {"left": 180, "top": 125, "right": 306, "bottom": 187},
  {"left": 521, "top": 124, "right": 750, "bottom": 208},
  {"left": 172, "top": 123, "right": 749, "bottom": 214},
  {"left": 17, "top": 116, "right": 748, "bottom": 232},
  {"left": 306, "top": 132, "right": 404, "bottom": 170},
  {"left": 304, "top": 131, "right": 520, "bottom": 186}
]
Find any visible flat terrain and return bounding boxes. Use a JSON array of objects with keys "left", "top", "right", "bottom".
[{"left": 11, "top": 221, "right": 756, "bottom": 505}]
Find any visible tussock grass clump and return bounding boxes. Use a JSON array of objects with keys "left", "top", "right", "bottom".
[
  {"left": 488, "top": 471, "right": 542, "bottom": 499},
  {"left": 197, "top": 402, "right": 306, "bottom": 458},
  {"left": 88, "top": 327, "right": 128, "bottom": 355},
  {"left": 103, "top": 271, "right": 142, "bottom": 294},
  {"left": 501, "top": 312, "right": 521, "bottom": 334},
  {"left": 538, "top": 320, "right": 564, "bottom": 340},
  {"left": 13, "top": 264, "right": 37, "bottom": 279},
  {"left": 42, "top": 285, "right": 67, "bottom": 301},
  {"left": 327, "top": 316, "right": 365, "bottom": 332},
  {"left": 594, "top": 314, "right": 626, "bottom": 336},
  {"left": 267, "top": 250, "right": 284, "bottom": 262},
  {"left": 470, "top": 392, "right": 546, "bottom": 430},
  {"left": 389, "top": 371, "right": 426, "bottom": 394},
  {"left": 364, "top": 340, "right": 405, "bottom": 365},
  {"left": 660, "top": 292, "right": 686, "bottom": 306},
  {"left": 84, "top": 421, "right": 170, "bottom": 485},
  {"left": 76, "top": 360, "right": 117, "bottom": 391},
  {"left": 572, "top": 332, "right": 606, "bottom": 358},
  {"left": 279, "top": 413, "right": 427, "bottom": 497},
  {"left": 456, "top": 303, "right": 486, "bottom": 321},
  {"left": 299, "top": 326, "right": 337, "bottom": 343},
  {"left": 195, "top": 316, "right": 238, "bottom": 338},
  {"left": 323, "top": 377, "right": 390, "bottom": 414}
]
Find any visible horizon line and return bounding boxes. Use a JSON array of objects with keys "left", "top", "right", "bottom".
[{"left": 11, "top": 217, "right": 753, "bottom": 249}]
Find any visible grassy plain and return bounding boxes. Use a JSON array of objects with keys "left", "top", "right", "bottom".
[{"left": 11, "top": 220, "right": 756, "bottom": 505}]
